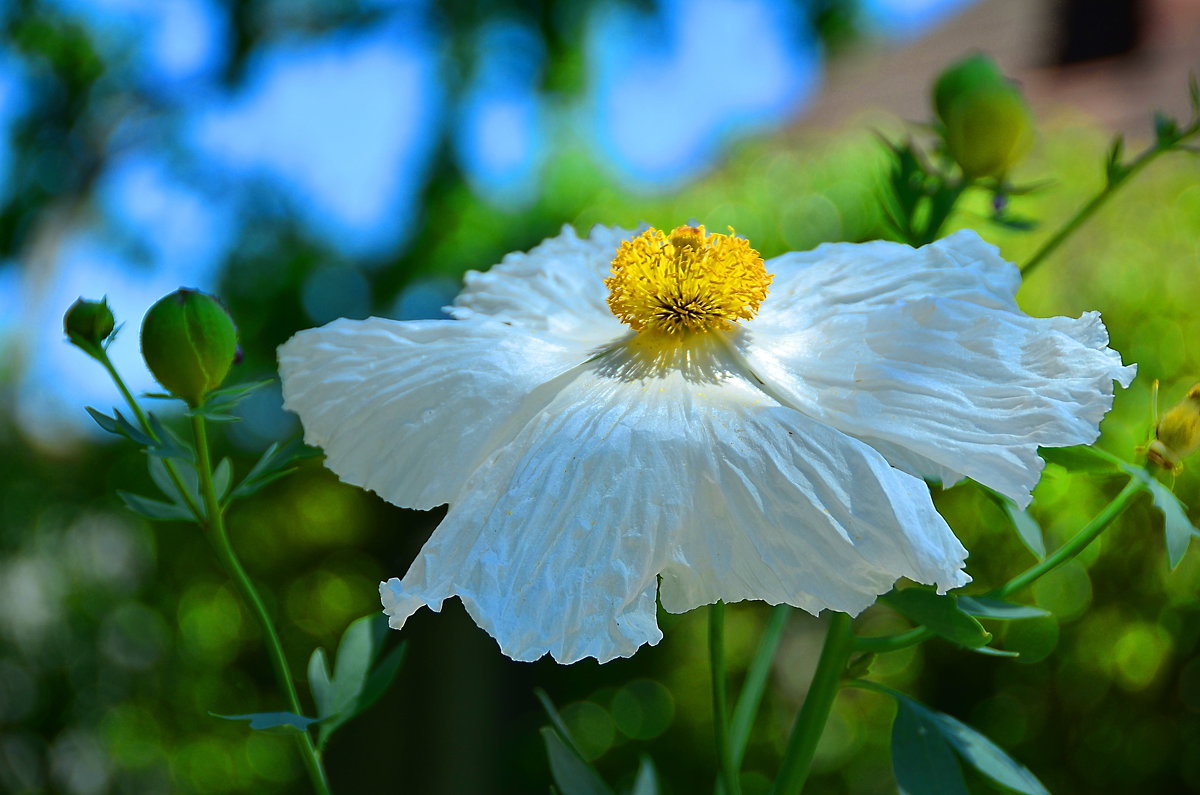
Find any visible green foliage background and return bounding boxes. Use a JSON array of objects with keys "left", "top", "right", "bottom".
[{"left": 2, "top": 3, "right": 1200, "bottom": 794}]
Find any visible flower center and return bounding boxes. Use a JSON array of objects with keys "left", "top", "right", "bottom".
[{"left": 605, "top": 225, "right": 772, "bottom": 335}]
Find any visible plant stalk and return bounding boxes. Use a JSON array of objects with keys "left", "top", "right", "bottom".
[
  {"left": 191, "top": 413, "right": 331, "bottom": 795},
  {"left": 771, "top": 611, "right": 854, "bottom": 795},
  {"left": 710, "top": 601, "right": 741, "bottom": 795}
]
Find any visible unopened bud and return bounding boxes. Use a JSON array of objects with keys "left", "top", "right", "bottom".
[
  {"left": 1148, "top": 383, "right": 1200, "bottom": 472},
  {"left": 934, "top": 54, "right": 1034, "bottom": 179},
  {"left": 64, "top": 297, "right": 116, "bottom": 354},
  {"left": 140, "top": 288, "right": 238, "bottom": 407}
]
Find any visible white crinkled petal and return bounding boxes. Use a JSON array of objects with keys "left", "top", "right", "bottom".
[
  {"left": 381, "top": 338, "right": 969, "bottom": 663},
  {"left": 278, "top": 317, "right": 592, "bottom": 510},
  {"left": 449, "top": 224, "right": 633, "bottom": 345},
  {"left": 658, "top": 403, "right": 970, "bottom": 618},
  {"left": 756, "top": 230, "right": 1021, "bottom": 333},
  {"left": 741, "top": 298, "right": 1135, "bottom": 508}
]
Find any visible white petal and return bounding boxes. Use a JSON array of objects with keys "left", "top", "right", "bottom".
[
  {"left": 450, "top": 224, "right": 633, "bottom": 345},
  {"left": 278, "top": 317, "right": 591, "bottom": 510},
  {"left": 657, "top": 403, "right": 968, "bottom": 618},
  {"left": 757, "top": 230, "right": 1020, "bottom": 332},
  {"left": 741, "top": 298, "right": 1135, "bottom": 507},
  {"left": 381, "top": 336, "right": 968, "bottom": 663}
]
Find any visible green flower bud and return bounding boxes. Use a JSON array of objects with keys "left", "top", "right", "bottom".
[
  {"left": 140, "top": 288, "right": 238, "bottom": 407},
  {"left": 1148, "top": 383, "right": 1200, "bottom": 472},
  {"left": 64, "top": 297, "right": 116, "bottom": 354},
  {"left": 934, "top": 54, "right": 1035, "bottom": 179}
]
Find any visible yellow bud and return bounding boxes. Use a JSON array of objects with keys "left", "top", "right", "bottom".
[
  {"left": 1147, "top": 383, "right": 1200, "bottom": 472},
  {"left": 933, "top": 55, "right": 1035, "bottom": 179}
]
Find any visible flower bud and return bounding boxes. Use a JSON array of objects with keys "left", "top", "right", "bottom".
[
  {"left": 934, "top": 54, "right": 1034, "bottom": 179},
  {"left": 64, "top": 297, "right": 116, "bottom": 354},
  {"left": 1148, "top": 383, "right": 1200, "bottom": 472},
  {"left": 140, "top": 288, "right": 238, "bottom": 407}
]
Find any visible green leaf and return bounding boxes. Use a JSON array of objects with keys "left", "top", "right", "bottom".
[
  {"left": 883, "top": 588, "right": 991, "bottom": 649},
  {"left": 87, "top": 407, "right": 154, "bottom": 446},
  {"left": 867, "top": 684, "right": 1049, "bottom": 795},
  {"left": 145, "top": 414, "right": 194, "bottom": 462},
  {"left": 968, "top": 645, "right": 1020, "bottom": 658},
  {"left": 1039, "top": 445, "right": 1123, "bottom": 473},
  {"left": 1126, "top": 467, "right": 1199, "bottom": 568},
  {"left": 229, "top": 438, "right": 317, "bottom": 501},
  {"left": 984, "top": 489, "right": 1045, "bottom": 560},
  {"left": 147, "top": 457, "right": 202, "bottom": 514},
  {"left": 927, "top": 709, "right": 1049, "bottom": 794},
  {"left": 628, "top": 756, "right": 659, "bottom": 795},
  {"left": 213, "top": 457, "right": 233, "bottom": 501},
  {"left": 535, "top": 689, "right": 589, "bottom": 761},
  {"left": 307, "top": 647, "right": 333, "bottom": 723},
  {"left": 357, "top": 641, "right": 408, "bottom": 716},
  {"left": 211, "top": 711, "right": 321, "bottom": 733},
  {"left": 956, "top": 596, "right": 1049, "bottom": 620},
  {"left": 309, "top": 614, "right": 405, "bottom": 749},
  {"left": 117, "top": 491, "right": 195, "bottom": 521},
  {"left": 892, "top": 696, "right": 969, "bottom": 795},
  {"left": 1154, "top": 111, "right": 1180, "bottom": 145},
  {"left": 202, "top": 378, "right": 275, "bottom": 411},
  {"left": 540, "top": 728, "right": 614, "bottom": 795}
]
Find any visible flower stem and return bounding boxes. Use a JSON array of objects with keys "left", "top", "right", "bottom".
[
  {"left": 730, "top": 604, "right": 790, "bottom": 769},
  {"left": 992, "top": 477, "right": 1143, "bottom": 598},
  {"left": 710, "top": 601, "right": 741, "bottom": 795},
  {"left": 191, "top": 413, "right": 331, "bottom": 795},
  {"left": 771, "top": 611, "right": 854, "bottom": 795},
  {"left": 97, "top": 350, "right": 204, "bottom": 522},
  {"left": 1021, "top": 124, "right": 1199, "bottom": 278},
  {"left": 852, "top": 476, "right": 1144, "bottom": 654}
]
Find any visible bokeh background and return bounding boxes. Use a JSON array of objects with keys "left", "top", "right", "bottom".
[{"left": 1, "top": 0, "right": 1199, "bottom": 792}]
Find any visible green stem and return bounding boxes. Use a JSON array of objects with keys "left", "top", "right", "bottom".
[
  {"left": 992, "top": 478, "right": 1142, "bottom": 598},
  {"left": 191, "top": 414, "right": 331, "bottom": 795},
  {"left": 730, "top": 604, "right": 790, "bottom": 769},
  {"left": 771, "top": 612, "right": 854, "bottom": 795},
  {"left": 1022, "top": 128, "right": 1198, "bottom": 277},
  {"left": 853, "top": 476, "right": 1144, "bottom": 654},
  {"left": 97, "top": 351, "right": 204, "bottom": 522},
  {"left": 710, "top": 602, "right": 741, "bottom": 795}
]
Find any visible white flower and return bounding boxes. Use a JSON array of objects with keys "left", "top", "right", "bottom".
[{"left": 278, "top": 225, "right": 1134, "bottom": 664}]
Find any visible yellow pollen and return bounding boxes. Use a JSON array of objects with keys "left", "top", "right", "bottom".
[{"left": 605, "top": 225, "right": 772, "bottom": 335}]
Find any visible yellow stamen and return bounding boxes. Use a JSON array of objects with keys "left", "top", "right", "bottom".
[{"left": 605, "top": 225, "right": 772, "bottom": 335}]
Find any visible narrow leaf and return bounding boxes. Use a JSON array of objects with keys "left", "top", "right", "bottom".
[
  {"left": 929, "top": 709, "right": 1049, "bottom": 794},
  {"left": 969, "top": 645, "right": 1021, "bottom": 658},
  {"left": 307, "top": 647, "right": 334, "bottom": 721},
  {"left": 629, "top": 756, "right": 659, "bottom": 795},
  {"left": 985, "top": 489, "right": 1045, "bottom": 560},
  {"left": 869, "top": 684, "right": 1049, "bottom": 795},
  {"left": 535, "top": 689, "right": 589, "bottom": 761},
  {"left": 213, "top": 457, "right": 233, "bottom": 501},
  {"left": 117, "top": 491, "right": 195, "bottom": 521},
  {"left": 201, "top": 378, "right": 275, "bottom": 411},
  {"left": 211, "top": 711, "right": 321, "bottom": 733},
  {"left": 147, "top": 457, "right": 201, "bottom": 512},
  {"left": 892, "top": 698, "right": 969, "bottom": 795},
  {"left": 956, "top": 596, "right": 1049, "bottom": 620},
  {"left": 730, "top": 604, "right": 789, "bottom": 768},
  {"left": 883, "top": 588, "right": 991, "bottom": 649},
  {"left": 146, "top": 414, "right": 194, "bottom": 461},
  {"left": 315, "top": 615, "right": 384, "bottom": 747},
  {"left": 357, "top": 641, "right": 408, "bottom": 716},
  {"left": 540, "top": 728, "right": 614, "bottom": 795},
  {"left": 1038, "top": 445, "right": 1122, "bottom": 473},
  {"left": 1130, "top": 469, "right": 1199, "bottom": 568}
]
